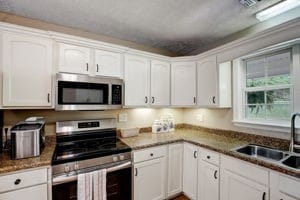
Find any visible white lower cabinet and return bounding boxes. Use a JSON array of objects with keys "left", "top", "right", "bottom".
[
  {"left": 198, "top": 148, "right": 220, "bottom": 200},
  {"left": 183, "top": 143, "right": 198, "bottom": 200},
  {"left": 0, "top": 184, "right": 48, "bottom": 200},
  {"left": 220, "top": 155, "right": 269, "bottom": 200},
  {"left": 167, "top": 143, "right": 183, "bottom": 197},
  {"left": 133, "top": 146, "right": 167, "bottom": 200}
]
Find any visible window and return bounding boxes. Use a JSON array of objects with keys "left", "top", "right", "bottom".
[
  {"left": 233, "top": 43, "right": 300, "bottom": 131},
  {"left": 244, "top": 50, "right": 292, "bottom": 121}
]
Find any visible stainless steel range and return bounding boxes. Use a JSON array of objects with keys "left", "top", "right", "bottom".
[{"left": 51, "top": 119, "right": 132, "bottom": 200}]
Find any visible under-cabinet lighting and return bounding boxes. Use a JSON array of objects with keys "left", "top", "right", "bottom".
[{"left": 256, "top": 0, "right": 300, "bottom": 21}]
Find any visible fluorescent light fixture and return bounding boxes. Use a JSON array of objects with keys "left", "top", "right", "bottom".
[{"left": 256, "top": 0, "right": 300, "bottom": 21}]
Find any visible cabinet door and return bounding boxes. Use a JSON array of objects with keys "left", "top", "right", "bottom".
[
  {"left": 221, "top": 170, "right": 268, "bottom": 200},
  {"left": 124, "top": 54, "right": 150, "bottom": 106},
  {"left": 151, "top": 60, "right": 170, "bottom": 106},
  {"left": 95, "top": 49, "right": 122, "bottom": 78},
  {"left": 278, "top": 193, "right": 299, "bottom": 200},
  {"left": 183, "top": 143, "right": 198, "bottom": 200},
  {"left": 0, "top": 184, "right": 47, "bottom": 200},
  {"left": 197, "top": 55, "right": 217, "bottom": 107},
  {"left": 198, "top": 161, "right": 219, "bottom": 200},
  {"left": 171, "top": 62, "right": 196, "bottom": 106},
  {"left": 58, "top": 43, "right": 91, "bottom": 74},
  {"left": 134, "top": 157, "right": 166, "bottom": 200},
  {"left": 2, "top": 32, "right": 52, "bottom": 107},
  {"left": 167, "top": 143, "right": 183, "bottom": 197}
]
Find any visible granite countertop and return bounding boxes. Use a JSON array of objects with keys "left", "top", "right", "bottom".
[
  {"left": 120, "top": 127, "right": 300, "bottom": 178},
  {"left": 0, "top": 137, "right": 56, "bottom": 175}
]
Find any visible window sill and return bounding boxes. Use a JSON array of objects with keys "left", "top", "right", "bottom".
[{"left": 233, "top": 120, "right": 292, "bottom": 133}]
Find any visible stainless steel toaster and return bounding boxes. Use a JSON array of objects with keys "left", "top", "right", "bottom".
[{"left": 10, "top": 120, "right": 45, "bottom": 159}]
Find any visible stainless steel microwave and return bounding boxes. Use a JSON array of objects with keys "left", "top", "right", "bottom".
[{"left": 55, "top": 73, "right": 123, "bottom": 110}]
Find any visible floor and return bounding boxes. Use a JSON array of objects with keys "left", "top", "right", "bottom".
[{"left": 171, "top": 194, "right": 190, "bottom": 200}]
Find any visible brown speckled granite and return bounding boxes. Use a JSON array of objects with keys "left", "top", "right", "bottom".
[
  {"left": 0, "top": 136, "right": 56, "bottom": 174},
  {"left": 120, "top": 127, "right": 300, "bottom": 178}
]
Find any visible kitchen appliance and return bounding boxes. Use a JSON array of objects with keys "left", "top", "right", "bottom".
[
  {"left": 56, "top": 73, "right": 123, "bottom": 111},
  {"left": 10, "top": 120, "right": 45, "bottom": 159},
  {"left": 52, "top": 119, "right": 132, "bottom": 200}
]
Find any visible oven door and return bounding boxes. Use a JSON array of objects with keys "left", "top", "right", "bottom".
[{"left": 52, "top": 162, "right": 132, "bottom": 200}]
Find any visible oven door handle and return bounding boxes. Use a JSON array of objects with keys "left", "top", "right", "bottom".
[{"left": 52, "top": 161, "right": 132, "bottom": 186}]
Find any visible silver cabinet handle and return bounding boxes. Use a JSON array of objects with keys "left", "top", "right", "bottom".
[
  {"left": 86, "top": 63, "right": 89, "bottom": 71},
  {"left": 194, "top": 150, "right": 197, "bottom": 159},
  {"left": 213, "top": 96, "right": 216, "bottom": 104},
  {"left": 47, "top": 93, "right": 50, "bottom": 103},
  {"left": 193, "top": 97, "right": 196, "bottom": 104},
  {"left": 96, "top": 64, "right": 99, "bottom": 72},
  {"left": 145, "top": 96, "right": 148, "bottom": 104},
  {"left": 152, "top": 97, "right": 155, "bottom": 104},
  {"left": 214, "top": 170, "right": 218, "bottom": 179},
  {"left": 135, "top": 168, "right": 138, "bottom": 176}
]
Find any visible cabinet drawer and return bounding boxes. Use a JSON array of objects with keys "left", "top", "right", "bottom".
[
  {"left": 200, "top": 148, "right": 220, "bottom": 166},
  {"left": 278, "top": 174, "right": 300, "bottom": 198},
  {"left": 133, "top": 146, "right": 167, "bottom": 163},
  {"left": 0, "top": 168, "right": 48, "bottom": 193},
  {"left": 0, "top": 183, "right": 47, "bottom": 200}
]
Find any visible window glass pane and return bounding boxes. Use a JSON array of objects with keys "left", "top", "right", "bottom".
[
  {"left": 247, "top": 91, "right": 265, "bottom": 104},
  {"left": 266, "top": 103, "right": 291, "bottom": 120},
  {"left": 245, "top": 105, "right": 265, "bottom": 119},
  {"left": 246, "top": 58, "right": 265, "bottom": 87},
  {"left": 266, "top": 52, "right": 291, "bottom": 85},
  {"left": 266, "top": 88, "right": 290, "bottom": 104}
]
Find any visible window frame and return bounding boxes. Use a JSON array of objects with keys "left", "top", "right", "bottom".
[{"left": 233, "top": 41, "right": 300, "bottom": 132}]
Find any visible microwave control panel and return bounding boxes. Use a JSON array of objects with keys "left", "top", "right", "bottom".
[{"left": 112, "top": 84, "right": 122, "bottom": 105}]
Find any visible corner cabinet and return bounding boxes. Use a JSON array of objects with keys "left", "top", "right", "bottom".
[
  {"left": 167, "top": 143, "right": 183, "bottom": 197},
  {"left": 58, "top": 43, "right": 91, "bottom": 75},
  {"left": 124, "top": 54, "right": 150, "bottom": 106},
  {"left": 150, "top": 60, "right": 170, "bottom": 106},
  {"left": 2, "top": 31, "right": 53, "bottom": 107},
  {"left": 197, "top": 55, "right": 231, "bottom": 108},
  {"left": 183, "top": 143, "right": 198, "bottom": 200},
  {"left": 171, "top": 62, "right": 197, "bottom": 106}
]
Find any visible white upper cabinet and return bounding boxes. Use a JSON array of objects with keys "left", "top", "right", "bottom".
[
  {"left": 2, "top": 32, "right": 53, "bottom": 107},
  {"left": 197, "top": 55, "right": 231, "bottom": 108},
  {"left": 183, "top": 143, "right": 198, "bottom": 200},
  {"left": 167, "top": 143, "right": 183, "bottom": 197},
  {"left": 150, "top": 60, "right": 170, "bottom": 106},
  {"left": 94, "top": 49, "right": 122, "bottom": 78},
  {"left": 171, "top": 62, "right": 197, "bottom": 106},
  {"left": 58, "top": 43, "right": 91, "bottom": 75},
  {"left": 124, "top": 54, "right": 150, "bottom": 106}
]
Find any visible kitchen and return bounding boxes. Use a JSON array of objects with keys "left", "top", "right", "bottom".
[{"left": 0, "top": 0, "right": 300, "bottom": 200}]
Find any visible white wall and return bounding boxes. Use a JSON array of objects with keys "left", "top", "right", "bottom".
[
  {"left": 183, "top": 108, "right": 290, "bottom": 140},
  {"left": 3, "top": 108, "right": 184, "bottom": 135}
]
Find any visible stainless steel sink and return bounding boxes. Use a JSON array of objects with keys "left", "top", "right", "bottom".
[
  {"left": 233, "top": 144, "right": 289, "bottom": 161},
  {"left": 282, "top": 155, "right": 300, "bottom": 170}
]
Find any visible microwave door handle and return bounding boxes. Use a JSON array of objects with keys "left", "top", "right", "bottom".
[{"left": 52, "top": 161, "right": 132, "bottom": 185}]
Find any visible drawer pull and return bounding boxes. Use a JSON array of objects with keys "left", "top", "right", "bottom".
[
  {"left": 214, "top": 170, "right": 218, "bottom": 179},
  {"left": 150, "top": 153, "right": 154, "bottom": 157},
  {"left": 262, "top": 192, "right": 266, "bottom": 200},
  {"left": 207, "top": 155, "right": 211, "bottom": 159},
  {"left": 14, "top": 179, "right": 21, "bottom": 185},
  {"left": 194, "top": 151, "right": 198, "bottom": 159},
  {"left": 135, "top": 168, "right": 138, "bottom": 176}
]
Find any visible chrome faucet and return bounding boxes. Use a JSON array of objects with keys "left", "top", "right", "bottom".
[{"left": 290, "top": 113, "right": 300, "bottom": 153}]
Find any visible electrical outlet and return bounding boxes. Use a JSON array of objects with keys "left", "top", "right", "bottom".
[
  {"left": 196, "top": 114, "right": 204, "bottom": 122},
  {"left": 119, "top": 113, "right": 127, "bottom": 122}
]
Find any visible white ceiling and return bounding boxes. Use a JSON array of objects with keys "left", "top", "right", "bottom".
[{"left": 0, "top": 0, "right": 282, "bottom": 55}]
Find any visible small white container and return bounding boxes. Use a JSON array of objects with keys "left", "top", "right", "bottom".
[
  {"left": 120, "top": 128, "right": 139, "bottom": 138},
  {"left": 152, "top": 120, "right": 162, "bottom": 133}
]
